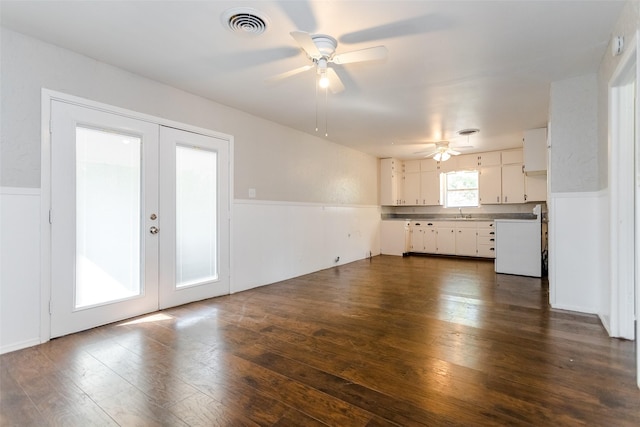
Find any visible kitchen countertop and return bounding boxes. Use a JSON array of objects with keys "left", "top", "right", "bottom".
[{"left": 381, "top": 213, "right": 540, "bottom": 221}]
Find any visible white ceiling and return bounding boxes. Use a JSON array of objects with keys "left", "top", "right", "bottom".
[{"left": 0, "top": 1, "right": 625, "bottom": 159}]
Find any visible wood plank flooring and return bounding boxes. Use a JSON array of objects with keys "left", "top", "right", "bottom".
[{"left": 1, "top": 255, "right": 638, "bottom": 426}]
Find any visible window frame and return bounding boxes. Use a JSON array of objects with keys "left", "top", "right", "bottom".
[{"left": 443, "top": 169, "right": 480, "bottom": 208}]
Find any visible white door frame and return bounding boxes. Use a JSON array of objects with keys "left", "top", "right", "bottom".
[
  {"left": 609, "top": 33, "right": 637, "bottom": 342},
  {"left": 40, "top": 89, "right": 234, "bottom": 343}
]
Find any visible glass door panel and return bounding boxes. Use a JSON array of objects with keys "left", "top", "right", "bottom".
[
  {"left": 50, "top": 101, "right": 159, "bottom": 338},
  {"left": 158, "top": 126, "right": 230, "bottom": 309},
  {"left": 176, "top": 145, "right": 218, "bottom": 287},
  {"left": 75, "top": 127, "right": 142, "bottom": 308}
]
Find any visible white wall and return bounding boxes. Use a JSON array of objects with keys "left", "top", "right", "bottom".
[
  {"left": 232, "top": 201, "right": 380, "bottom": 293},
  {"left": 0, "top": 27, "right": 380, "bottom": 353},
  {"left": 0, "top": 188, "right": 41, "bottom": 353},
  {"left": 548, "top": 191, "right": 605, "bottom": 314},
  {"left": 547, "top": 74, "right": 603, "bottom": 314}
]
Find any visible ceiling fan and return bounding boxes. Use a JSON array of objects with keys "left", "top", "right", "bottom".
[
  {"left": 415, "top": 141, "right": 467, "bottom": 161},
  {"left": 410, "top": 128, "right": 479, "bottom": 161},
  {"left": 267, "top": 31, "right": 388, "bottom": 93}
]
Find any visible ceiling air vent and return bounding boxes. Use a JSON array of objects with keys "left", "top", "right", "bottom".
[
  {"left": 222, "top": 7, "right": 269, "bottom": 36},
  {"left": 457, "top": 128, "right": 480, "bottom": 136}
]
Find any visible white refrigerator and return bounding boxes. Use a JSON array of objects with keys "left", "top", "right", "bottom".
[{"left": 494, "top": 215, "right": 542, "bottom": 277}]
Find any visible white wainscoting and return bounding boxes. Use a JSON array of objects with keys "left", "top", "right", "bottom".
[
  {"left": 1, "top": 187, "right": 42, "bottom": 354},
  {"left": 232, "top": 200, "right": 381, "bottom": 294},
  {"left": 548, "top": 191, "right": 606, "bottom": 315},
  {"left": 0, "top": 194, "right": 381, "bottom": 353}
]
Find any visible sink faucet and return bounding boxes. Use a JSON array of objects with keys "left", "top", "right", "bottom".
[{"left": 458, "top": 208, "right": 462, "bottom": 218}]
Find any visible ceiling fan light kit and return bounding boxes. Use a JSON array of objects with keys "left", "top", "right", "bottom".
[{"left": 266, "top": 30, "right": 388, "bottom": 137}]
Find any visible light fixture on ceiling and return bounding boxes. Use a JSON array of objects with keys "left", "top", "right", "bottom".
[
  {"left": 317, "top": 58, "right": 330, "bottom": 89},
  {"left": 433, "top": 151, "right": 451, "bottom": 162}
]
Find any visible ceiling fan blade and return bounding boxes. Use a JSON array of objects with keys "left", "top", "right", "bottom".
[
  {"left": 277, "top": 1, "right": 317, "bottom": 33},
  {"left": 266, "top": 65, "right": 314, "bottom": 83},
  {"left": 339, "top": 14, "right": 451, "bottom": 44},
  {"left": 420, "top": 150, "right": 439, "bottom": 158},
  {"left": 451, "top": 145, "right": 474, "bottom": 150},
  {"left": 448, "top": 149, "right": 461, "bottom": 156},
  {"left": 326, "top": 68, "right": 345, "bottom": 94},
  {"left": 332, "top": 46, "right": 388, "bottom": 65},
  {"left": 290, "top": 31, "right": 322, "bottom": 59}
]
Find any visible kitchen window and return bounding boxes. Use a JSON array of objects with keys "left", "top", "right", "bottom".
[{"left": 444, "top": 170, "right": 479, "bottom": 207}]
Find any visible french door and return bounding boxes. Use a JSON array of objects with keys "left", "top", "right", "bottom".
[{"left": 50, "top": 101, "right": 229, "bottom": 337}]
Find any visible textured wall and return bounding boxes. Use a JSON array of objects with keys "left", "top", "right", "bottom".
[
  {"left": 0, "top": 27, "right": 378, "bottom": 205},
  {"left": 549, "top": 74, "right": 599, "bottom": 193},
  {"left": 597, "top": 0, "right": 640, "bottom": 190}
]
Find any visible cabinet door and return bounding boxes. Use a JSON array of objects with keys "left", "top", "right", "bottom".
[
  {"left": 455, "top": 227, "right": 477, "bottom": 257},
  {"left": 420, "top": 159, "right": 438, "bottom": 172},
  {"left": 404, "top": 159, "right": 421, "bottom": 173},
  {"left": 502, "top": 164, "right": 525, "bottom": 203},
  {"left": 479, "top": 166, "right": 501, "bottom": 204},
  {"left": 525, "top": 174, "right": 547, "bottom": 202},
  {"left": 501, "top": 149, "right": 523, "bottom": 165},
  {"left": 523, "top": 128, "right": 547, "bottom": 172},
  {"left": 404, "top": 172, "right": 420, "bottom": 205},
  {"left": 438, "top": 158, "right": 458, "bottom": 173},
  {"left": 436, "top": 227, "right": 456, "bottom": 254},
  {"left": 380, "top": 158, "right": 398, "bottom": 206},
  {"left": 478, "top": 151, "right": 501, "bottom": 166},
  {"left": 420, "top": 170, "right": 441, "bottom": 205},
  {"left": 410, "top": 227, "right": 424, "bottom": 252},
  {"left": 457, "top": 154, "right": 479, "bottom": 171},
  {"left": 424, "top": 227, "right": 437, "bottom": 253}
]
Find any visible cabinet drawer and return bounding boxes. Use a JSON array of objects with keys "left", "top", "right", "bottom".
[
  {"left": 477, "top": 245, "right": 496, "bottom": 258},
  {"left": 478, "top": 228, "right": 496, "bottom": 238},
  {"left": 477, "top": 236, "right": 496, "bottom": 245}
]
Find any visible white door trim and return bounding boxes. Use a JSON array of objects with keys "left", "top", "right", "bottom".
[
  {"left": 40, "top": 89, "right": 234, "bottom": 343},
  {"left": 608, "top": 32, "right": 637, "bottom": 343}
]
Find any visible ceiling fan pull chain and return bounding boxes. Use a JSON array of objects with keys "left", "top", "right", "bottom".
[
  {"left": 315, "top": 74, "right": 319, "bottom": 133},
  {"left": 325, "top": 86, "right": 329, "bottom": 137}
]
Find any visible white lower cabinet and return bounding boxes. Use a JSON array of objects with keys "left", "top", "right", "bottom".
[
  {"left": 408, "top": 220, "right": 495, "bottom": 258},
  {"left": 435, "top": 222, "right": 456, "bottom": 255},
  {"left": 455, "top": 222, "right": 477, "bottom": 256},
  {"left": 476, "top": 221, "right": 496, "bottom": 258}
]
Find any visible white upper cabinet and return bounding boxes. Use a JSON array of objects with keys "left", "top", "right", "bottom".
[
  {"left": 523, "top": 128, "right": 548, "bottom": 173},
  {"left": 501, "top": 149, "right": 523, "bottom": 165},
  {"left": 457, "top": 154, "right": 479, "bottom": 170},
  {"left": 479, "top": 165, "right": 502, "bottom": 204},
  {"left": 478, "top": 151, "right": 501, "bottom": 166},
  {"left": 380, "top": 158, "right": 401, "bottom": 205},
  {"left": 502, "top": 163, "right": 525, "bottom": 203}
]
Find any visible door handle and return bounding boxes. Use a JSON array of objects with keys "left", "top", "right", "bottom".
[{"left": 150, "top": 226, "right": 159, "bottom": 235}]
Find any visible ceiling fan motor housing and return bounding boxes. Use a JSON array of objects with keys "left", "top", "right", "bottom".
[{"left": 311, "top": 34, "right": 338, "bottom": 58}]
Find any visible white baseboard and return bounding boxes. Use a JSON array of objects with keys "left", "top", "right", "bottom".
[{"left": 0, "top": 338, "right": 42, "bottom": 355}]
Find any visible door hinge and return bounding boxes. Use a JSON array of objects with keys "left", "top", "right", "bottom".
[
  {"left": 49, "top": 300, "right": 52, "bottom": 315},
  {"left": 49, "top": 120, "right": 52, "bottom": 134},
  {"left": 49, "top": 209, "right": 52, "bottom": 224}
]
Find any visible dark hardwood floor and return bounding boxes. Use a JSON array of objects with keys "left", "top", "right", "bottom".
[{"left": 1, "top": 255, "right": 638, "bottom": 426}]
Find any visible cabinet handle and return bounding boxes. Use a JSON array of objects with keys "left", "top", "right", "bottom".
[
  {"left": 490, "top": 248, "right": 495, "bottom": 251},
  {"left": 415, "top": 223, "right": 421, "bottom": 226},
  {"left": 427, "top": 223, "right": 433, "bottom": 226},
  {"left": 490, "top": 238, "right": 495, "bottom": 242},
  {"left": 496, "top": 196, "right": 499, "bottom": 203},
  {"left": 490, "top": 232, "right": 495, "bottom": 235},
  {"left": 505, "top": 196, "right": 508, "bottom": 203}
]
